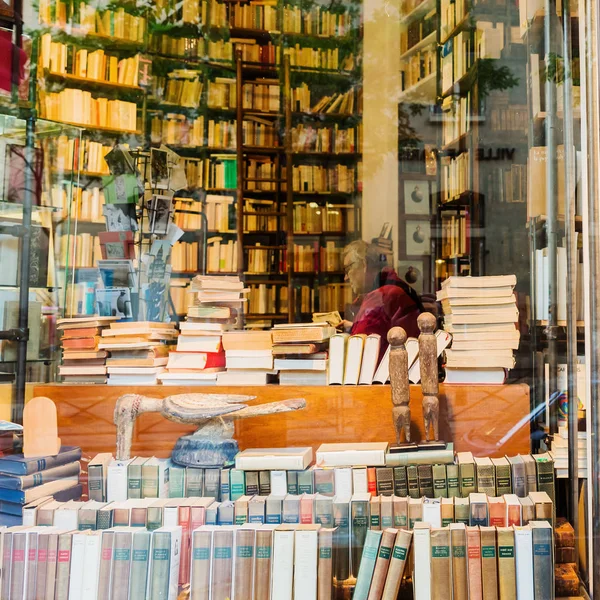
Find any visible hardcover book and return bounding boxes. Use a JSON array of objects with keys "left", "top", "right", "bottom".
[
  {"left": 353, "top": 529, "right": 382, "bottom": 600},
  {"left": 480, "top": 526, "right": 499, "bottom": 600},
  {"left": 450, "top": 523, "right": 468, "bottom": 600},
  {"left": 430, "top": 527, "right": 452, "bottom": 600},
  {"left": 367, "top": 528, "right": 397, "bottom": 600}
]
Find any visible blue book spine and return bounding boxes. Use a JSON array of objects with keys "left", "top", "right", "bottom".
[{"left": 0, "top": 447, "right": 82, "bottom": 475}]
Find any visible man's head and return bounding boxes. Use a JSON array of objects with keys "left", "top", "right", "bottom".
[{"left": 343, "top": 240, "right": 385, "bottom": 296}]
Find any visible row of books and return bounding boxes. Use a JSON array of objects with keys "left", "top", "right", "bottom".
[
  {"left": 283, "top": 46, "right": 355, "bottom": 71},
  {"left": 441, "top": 151, "right": 470, "bottom": 203},
  {"left": 207, "top": 238, "right": 239, "bottom": 274},
  {"left": 40, "top": 89, "right": 138, "bottom": 133},
  {"left": 171, "top": 242, "right": 200, "bottom": 273},
  {"left": 483, "top": 164, "right": 528, "bottom": 205},
  {"left": 160, "top": 72, "right": 204, "bottom": 108},
  {"left": 56, "top": 233, "right": 102, "bottom": 269},
  {"left": 400, "top": 47, "right": 434, "bottom": 92},
  {"left": 282, "top": 5, "right": 355, "bottom": 37},
  {"left": 440, "top": 210, "right": 470, "bottom": 260},
  {"left": 40, "top": 37, "right": 141, "bottom": 87},
  {"left": 400, "top": 8, "right": 436, "bottom": 55},
  {"left": 291, "top": 123, "right": 361, "bottom": 153},
  {"left": 439, "top": 275, "right": 520, "bottom": 383},
  {"left": 149, "top": 34, "right": 234, "bottom": 61},
  {"left": 247, "top": 284, "right": 289, "bottom": 315},
  {"left": 290, "top": 84, "right": 360, "bottom": 115},
  {"left": 150, "top": 113, "right": 204, "bottom": 147},
  {"left": 441, "top": 92, "right": 470, "bottom": 147},
  {"left": 293, "top": 164, "right": 360, "bottom": 193},
  {"left": 292, "top": 242, "right": 343, "bottom": 272},
  {"left": 293, "top": 201, "right": 357, "bottom": 233}
]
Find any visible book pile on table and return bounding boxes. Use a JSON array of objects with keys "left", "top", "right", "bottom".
[
  {"left": 57, "top": 316, "right": 117, "bottom": 383},
  {"left": 218, "top": 329, "right": 275, "bottom": 385},
  {"left": 438, "top": 275, "right": 520, "bottom": 384},
  {"left": 0, "top": 446, "right": 82, "bottom": 526},
  {"left": 160, "top": 275, "right": 245, "bottom": 385},
  {"left": 272, "top": 323, "right": 335, "bottom": 385},
  {"left": 99, "top": 321, "right": 178, "bottom": 385}
]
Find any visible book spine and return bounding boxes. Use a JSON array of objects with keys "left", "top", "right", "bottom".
[
  {"left": 353, "top": 529, "right": 382, "bottom": 600},
  {"left": 317, "top": 528, "right": 334, "bottom": 600},
  {"left": 366, "top": 528, "right": 396, "bottom": 600},
  {"left": 393, "top": 467, "right": 408, "bottom": 497},
  {"left": 178, "top": 506, "right": 192, "bottom": 585},
  {"left": 511, "top": 463, "right": 527, "bottom": 498},
  {"left": 430, "top": 528, "right": 452, "bottom": 600},
  {"left": 254, "top": 528, "right": 273, "bottom": 600},
  {"left": 36, "top": 533, "right": 49, "bottom": 597},
  {"left": 451, "top": 525, "right": 468, "bottom": 600},
  {"left": 495, "top": 465, "right": 512, "bottom": 496},
  {"left": 111, "top": 531, "right": 133, "bottom": 600},
  {"left": 234, "top": 529, "right": 255, "bottom": 600},
  {"left": 459, "top": 463, "right": 476, "bottom": 496},
  {"left": 514, "top": 527, "right": 534, "bottom": 600},
  {"left": 9, "top": 531, "right": 25, "bottom": 600},
  {"left": 466, "top": 527, "right": 483, "bottom": 600},
  {"left": 149, "top": 531, "right": 171, "bottom": 600},
  {"left": 432, "top": 465, "right": 448, "bottom": 498},
  {"left": 186, "top": 468, "right": 205, "bottom": 497},
  {"left": 204, "top": 468, "right": 221, "bottom": 499},
  {"left": 128, "top": 463, "right": 143, "bottom": 499},
  {"left": 211, "top": 528, "right": 234, "bottom": 600},
  {"left": 272, "top": 528, "right": 295, "bottom": 600},
  {"left": 97, "top": 531, "right": 115, "bottom": 600},
  {"left": 407, "top": 466, "right": 420, "bottom": 499},
  {"left": 531, "top": 525, "right": 554, "bottom": 600},
  {"left": 480, "top": 527, "right": 499, "bottom": 600},
  {"left": 54, "top": 532, "right": 73, "bottom": 600},
  {"left": 82, "top": 533, "right": 102, "bottom": 600},
  {"left": 497, "top": 527, "right": 517, "bottom": 600},
  {"left": 67, "top": 533, "right": 86, "bottom": 599},
  {"left": 293, "top": 527, "right": 319, "bottom": 600},
  {"left": 190, "top": 530, "right": 212, "bottom": 600},
  {"left": 375, "top": 468, "right": 394, "bottom": 496},
  {"left": 220, "top": 468, "right": 231, "bottom": 501},
  {"left": 446, "top": 464, "right": 460, "bottom": 498},
  {"left": 476, "top": 465, "right": 496, "bottom": 496},
  {"left": 381, "top": 529, "right": 412, "bottom": 600},
  {"left": 45, "top": 532, "right": 59, "bottom": 600}
]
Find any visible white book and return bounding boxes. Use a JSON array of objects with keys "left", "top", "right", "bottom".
[
  {"left": 372, "top": 336, "right": 419, "bottom": 384},
  {"left": 352, "top": 468, "right": 368, "bottom": 494},
  {"left": 235, "top": 448, "right": 313, "bottom": 471},
  {"left": 333, "top": 468, "right": 353, "bottom": 497},
  {"left": 293, "top": 526, "right": 319, "bottom": 600},
  {"left": 422, "top": 498, "right": 442, "bottom": 528},
  {"left": 408, "top": 331, "right": 452, "bottom": 383},
  {"left": 68, "top": 532, "right": 88, "bottom": 598},
  {"left": 328, "top": 333, "right": 348, "bottom": 385},
  {"left": 413, "top": 522, "right": 432, "bottom": 600},
  {"left": 81, "top": 531, "right": 102, "bottom": 600},
  {"left": 270, "top": 471, "right": 288, "bottom": 496},
  {"left": 358, "top": 333, "right": 381, "bottom": 384},
  {"left": 227, "top": 355, "right": 274, "bottom": 370},
  {"left": 108, "top": 459, "right": 134, "bottom": 502},
  {"left": 514, "top": 525, "right": 534, "bottom": 600},
  {"left": 54, "top": 502, "right": 83, "bottom": 530},
  {"left": 316, "top": 443, "right": 388, "bottom": 467},
  {"left": 271, "top": 525, "right": 296, "bottom": 600},
  {"left": 343, "top": 334, "right": 366, "bottom": 385}
]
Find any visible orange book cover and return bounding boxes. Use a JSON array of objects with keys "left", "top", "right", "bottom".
[
  {"left": 62, "top": 336, "right": 99, "bottom": 350},
  {"left": 488, "top": 498, "right": 506, "bottom": 527},
  {"left": 466, "top": 526, "right": 483, "bottom": 600},
  {"left": 367, "top": 468, "right": 377, "bottom": 494}
]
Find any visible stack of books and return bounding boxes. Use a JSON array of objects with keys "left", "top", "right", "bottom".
[
  {"left": 57, "top": 316, "right": 117, "bottom": 384},
  {"left": 439, "top": 275, "right": 520, "bottom": 384},
  {"left": 98, "top": 322, "right": 178, "bottom": 385},
  {"left": 272, "top": 323, "right": 335, "bottom": 386},
  {"left": 218, "top": 330, "right": 275, "bottom": 385},
  {"left": 0, "top": 446, "right": 82, "bottom": 525},
  {"left": 551, "top": 427, "right": 587, "bottom": 478}
]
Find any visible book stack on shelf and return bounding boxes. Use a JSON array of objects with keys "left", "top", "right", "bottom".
[
  {"left": 272, "top": 323, "right": 334, "bottom": 385},
  {"left": 219, "top": 329, "right": 275, "bottom": 386},
  {"left": 439, "top": 275, "right": 520, "bottom": 384},
  {"left": 98, "top": 322, "right": 178, "bottom": 385},
  {"left": 57, "top": 316, "right": 117, "bottom": 384},
  {"left": 551, "top": 428, "right": 587, "bottom": 479},
  {"left": 0, "top": 446, "right": 82, "bottom": 526},
  {"left": 160, "top": 276, "right": 244, "bottom": 385}
]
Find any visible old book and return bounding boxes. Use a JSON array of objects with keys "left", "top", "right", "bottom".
[
  {"left": 282, "top": 495, "right": 300, "bottom": 524},
  {"left": 507, "top": 455, "right": 526, "bottom": 497},
  {"left": 480, "top": 526, "right": 499, "bottom": 600},
  {"left": 220, "top": 469, "right": 231, "bottom": 501},
  {"left": 407, "top": 466, "right": 420, "bottom": 499},
  {"left": 190, "top": 526, "right": 213, "bottom": 600},
  {"left": 474, "top": 457, "right": 496, "bottom": 495},
  {"left": 492, "top": 457, "right": 512, "bottom": 496},
  {"left": 423, "top": 498, "right": 442, "bottom": 528},
  {"left": 450, "top": 523, "right": 468, "bottom": 600},
  {"left": 298, "top": 469, "right": 314, "bottom": 494},
  {"left": 266, "top": 495, "right": 284, "bottom": 525},
  {"left": 45, "top": 530, "right": 60, "bottom": 600},
  {"left": 408, "top": 497, "right": 422, "bottom": 529},
  {"left": 520, "top": 455, "right": 537, "bottom": 493},
  {"left": 446, "top": 464, "right": 459, "bottom": 498},
  {"left": 127, "top": 457, "right": 146, "bottom": 499},
  {"left": 457, "top": 452, "right": 476, "bottom": 496},
  {"left": 316, "top": 443, "right": 388, "bottom": 467},
  {"left": 168, "top": 464, "right": 185, "bottom": 499},
  {"left": 272, "top": 525, "right": 295, "bottom": 599},
  {"left": 519, "top": 496, "right": 535, "bottom": 524},
  {"left": 9, "top": 529, "right": 28, "bottom": 600},
  {"left": 504, "top": 494, "right": 522, "bottom": 526},
  {"left": 88, "top": 453, "right": 113, "bottom": 502},
  {"left": 380, "top": 496, "right": 393, "bottom": 528},
  {"left": 368, "top": 468, "right": 377, "bottom": 494},
  {"left": 466, "top": 526, "right": 483, "bottom": 600},
  {"left": 353, "top": 529, "right": 382, "bottom": 600},
  {"left": 234, "top": 495, "right": 251, "bottom": 525},
  {"left": 469, "top": 493, "right": 489, "bottom": 527},
  {"left": 249, "top": 495, "right": 267, "bottom": 524},
  {"left": 186, "top": 468, "right": 204, "bottom": 498},
  {"left": 393, "top": 467, "right": 408, "bottom": 497},
  {"left": 259, "top": 471, "right": 271, "bottom": 496},
  {"left": 381, "top": 529, "right": 412, "bottom": 600},
  {"left": 375, "top": 468, "right": 394, "bottom": 496},
  {"left": 392, "top": 496, "right": 408, "bottom": 529},
  {"left": 533, "top": 454, "right": 555, "bottom": 511},
  {"left": 149, "top": 526, "right": 182, "bottom": 600},
  {"left": 353, "top": 468, "right": 368, "bottom": 494},
  {"left": 413, "top": 522, "right": 431, "bottom": 600},
  {"left": 314, "top": 469, "right": 335, "bottom": 496},
  {"left": 366, "top": 528, "right": 397, "bottom": 600},
  {"left": 432, "top": 464, "right": 448, "bottom": 498},
  {"left": 236, "top": 447, "right": 313, "bottom": 471},
  {"left": 528, "top": 491, "right": 553, "bottom": 525},
  {"left": 234, "top": 527, "right": 255, "bottom": 600},
  {"left": 111, "top": 529, "right": 133, "bottom": 600},
  {"left": 334, "top": 468, "right": 352, "bottom": 498},
  {"left": 254, "top": 525, "right": 275, "bottom": 600},
  {"left": 129, "top": 529, "right": 152, "bottom": 600},
  {"left": 430, "top": 527, "right": 452, "bottom": 600},
  {"left": 488, "top": 497, "right": 506, "bottom": 527},
  {"left": 417, "top": 464, "right": 434, "bottom": 497},
  {"left": 530, "top": 521, "right": 553, "bottom": 600},
  {"left": 294, "top": 525, "right": 320, "bottom": 600},
  {"left": 370, "top": 496, "right": 381, "bottom": 530},
  {"left": 497, "top": 527, "right": 517, "bottom": 600},
  {"left": 351, "top": 493, "right": 370, "bottom": 576},
  {"left": 333, "top": 496, "right": 351, "bottom": 582},
  {"left": 36, "top": 529, "right": 51, "bottom": 595},
  {"left": 286, "top": 472, "right": 299, "bottom": 495},
  {"left": 441, "top": 497, "right": 454, "bottom": 527},
  {"left": 315, "top": 495, "right": 333, "bottom": 527},
  {"left": 229, "top": 469, "right": 246, "bottom": 501},
  {"left": 318, "top": 527, "right": 335, "bottom": 600},
  {"left": 300, "top": 494, "right": 315, "bottom": 524},
  {"left": 211, "top": 526, "right": 234, "bottom": 600},
  {"left": 54, "top": 531, "right": 73, "bottom": 600},
  {"left": 454, "top": 497, "right": 469, "bottom": 525}
]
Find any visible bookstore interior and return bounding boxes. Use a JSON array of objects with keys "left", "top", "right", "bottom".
[{"left": 0, "top": 0, "right": 599, "bottom": 595}]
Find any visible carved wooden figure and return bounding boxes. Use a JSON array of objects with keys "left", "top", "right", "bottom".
[
  {"left": 387, "top": 327, "right": 411, "bottom": 443},
  {"left": 417, "top": 312, "right": 440, "bottom": 441}
]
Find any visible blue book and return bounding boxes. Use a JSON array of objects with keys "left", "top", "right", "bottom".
[
  {"left": 0, "top": 461, "right": 81, "bottom": 490},
  {"left": 0, "top": 446, "right": 81, "bottom": 475},
  {"left": 353, "top": 529, "right": 383, "bottom": 600},
  {"left": 0, "top": 512, "right": 21, "bottom": 526},
  {"left": 0, "top": 479, "right": 80, "bottom": 505}
]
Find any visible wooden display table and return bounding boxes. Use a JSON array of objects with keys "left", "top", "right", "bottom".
[{"left": 33, "top": 383, "right": 531, "bottom": 459}]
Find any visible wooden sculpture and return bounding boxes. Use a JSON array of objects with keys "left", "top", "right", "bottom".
[
  {"left": 418, "top": 312, "right": 440, "bottom": 441},
  {"left": 114, "top": 393, "right": 306, "bottom": 466},
  {"left": 388, "top": 327, "right": 412, "bottom": 444}
]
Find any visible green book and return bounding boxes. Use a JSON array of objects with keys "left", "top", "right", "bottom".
[
  {"left": 432, "top": 464, "right": 448, "bottom": 498},
  {"left": 417, "top": 464, "right": 434, "bottom": 497},
  {"left": 229, "top": 469, "right": 246, "bottom": 501},
  {"left": 457, "top": 452, "right": 476, "bottom": 497},
  {"left": 220, "top": 468, "right": 231, "bottom": 501},
  {"left": 128, "top": 457, "right": 146, "bottom": 499},
  {"left": 148, "top": 527, "right": 180, "bottom": 600},
  {"left": 259, "top": 471, "right": 271, "bottom": 496},
  {"left": 474, "top": 457, "right": 496, "bottom": 496},
  {"left": 353, "top": 530, "right": 383, "bottom": 600},
  {"left": 297, "top": 469, "right": 314, "bottom": 494},
  {"left": 333, "top": 497, "right": 350, "bottom": 582},
  {"left": 446, "top": 464, "right": 460, "bottom": 498},
  {"left": 244, "top": 471, "right": 260, "bottom": 496},
  {"left": 393, "top": 466, "right": 408, "bottom": 497},
  {"left": 287, "top": 471, "right": 299, "bottom": 495},
  {"left": 533, "top": 453, "right": 556, "bottom": 507},
  {"left": 186, "top": 468, "right": 204, "bottom": 497},
  {"left": 146, "top": 504, "right": 165, "bottom": 532},
  {"left": 168, "top": 463, "right": 186, "bottom": 498},
  {"left": 129, "top": 529, "right": 152, "bottom": 600},
  {"left": 453, "top": 497, "right": 470, "bottom": 525},
  {"left": 492, "top": 457, "right": 512, "bottom": 496},
  {"left": 350, "top": 493, "right": 370, "bottom": 577},
  {"left": 407, "top": 466, "right": 420, "bottom": 499},
  {"left": 204, "top": 468, "right": 221, "bottom": 499}
]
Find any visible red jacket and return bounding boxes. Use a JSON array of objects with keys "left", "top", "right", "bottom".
[{"left": 350, "top": 267, "right": 422, "bottom": 359}]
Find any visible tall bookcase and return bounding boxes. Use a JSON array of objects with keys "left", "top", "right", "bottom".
[{"left": 33, "top": 0, "right": 363, "bottom": 326}]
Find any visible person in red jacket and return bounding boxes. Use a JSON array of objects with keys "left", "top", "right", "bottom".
[{"left": 341, "top": 240, "right": 422, "bottom": 358}]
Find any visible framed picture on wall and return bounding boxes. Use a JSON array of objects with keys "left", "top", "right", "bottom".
[
  {"left": 405, "top": 219, "right": 431, "bottom": 255},
  {"left": 398, "top": 259, "right": 426, "bottom": 295},
  {"left": 403, "top": 180, "right": 430, "bottom": 215}
]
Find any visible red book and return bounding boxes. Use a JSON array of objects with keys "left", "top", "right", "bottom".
[
  {"left": 166, "top": 351, "right": 226, "bottom": 371},
  {"left": 61, "top": 327, "right": 102, "bottom": 339},
  {"left": 98, "top": 231, "right": 135, "bottom": 259},
  {"left": 62, "top": 337, "right": 99, "bottom": 350},
  {"left": 488, "top": 497, "right": 507, "bottom": 527},
  {"left": 178, "top": 505, "right": 192, "bottom": 585},
  {"left": 367, "top": 468, "right": 377, "bottom": 494}
]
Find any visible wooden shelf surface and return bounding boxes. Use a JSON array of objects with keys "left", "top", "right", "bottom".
[{"left": 33, "top": 383, "right": 531, "bottom": 460}]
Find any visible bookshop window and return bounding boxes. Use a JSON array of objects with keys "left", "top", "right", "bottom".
[{"left": 0, "top": 0, "right": 597, "bottom": 594}]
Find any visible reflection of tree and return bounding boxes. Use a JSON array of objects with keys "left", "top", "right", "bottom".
[{"left": 477, "top": 58, "right": 520, "bottom": 99}]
